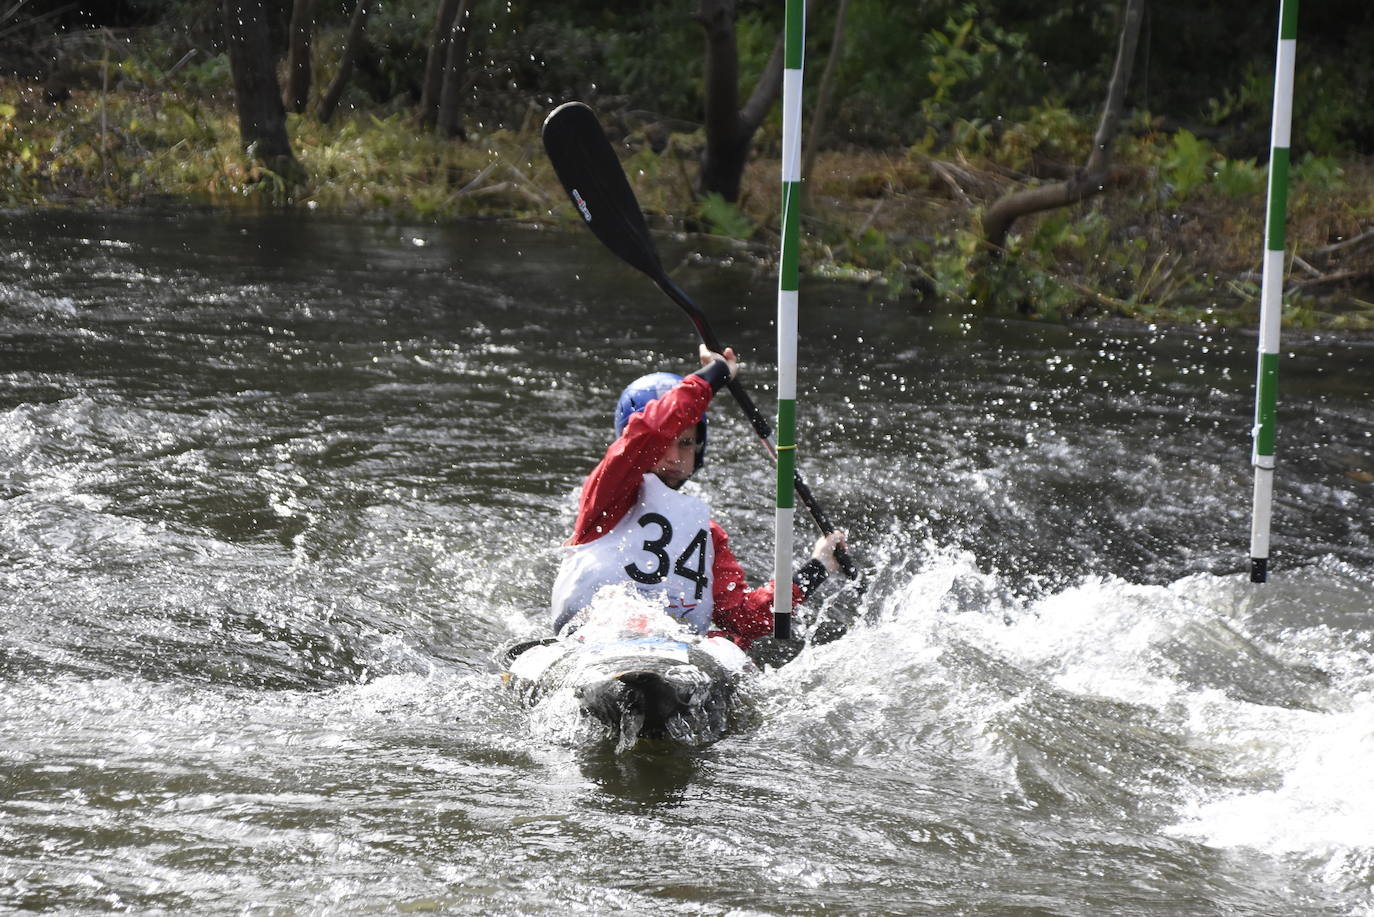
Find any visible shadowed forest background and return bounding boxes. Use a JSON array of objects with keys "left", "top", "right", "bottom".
[{"left": 3, "top": 0, "right": 1373, "bottom": 328}]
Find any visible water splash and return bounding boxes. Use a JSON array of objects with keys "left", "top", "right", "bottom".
[{"left": 759, "top": 535, "right": 1374, "bottom": 909}]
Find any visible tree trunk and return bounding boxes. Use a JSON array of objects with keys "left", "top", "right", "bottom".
[
  {"left": 418, "top": 0, "right": 461, "bottom": 128},
  {"left": 697, "top": 0, "right": 745, "bottom": 200},
  {"left": 801, "top": 0, "right": 848, "bottom": 207},
  {"left": 317, "top": 0, "right": 373, "bottom": 124},
  {"left": 981, "top": 0, "right": 1146, "bottom": 249},
  {"left": 282, "top": 0, "right": 314, "bottom": 113},
  {"left": 435, "top": 0, "right": 473, "bottom": 139},
  {"left": 697, "top": 0, "right": 819, "bottom": 202},
  {"left": 223, "top": 0, "right": 296, "bottom": 170}
]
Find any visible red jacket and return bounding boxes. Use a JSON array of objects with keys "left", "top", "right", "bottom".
[{"left": 568, "top": 373, "right": 801, "bottom": 647}]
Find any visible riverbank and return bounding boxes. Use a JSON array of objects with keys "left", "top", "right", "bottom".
[{"left": 5, "top": 76, "right": 1373, "bottom": 331}]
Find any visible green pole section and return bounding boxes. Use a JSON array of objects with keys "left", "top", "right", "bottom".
[
  {"left": 773, "top": 0, "right": 805, "bottom": 639},
  {"left": 1249, "top": 0, "right": 1297, "bottom": 583}
]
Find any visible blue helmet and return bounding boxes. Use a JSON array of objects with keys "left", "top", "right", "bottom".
[{"left": 614, "top": 372, "right": 708, "bottom": 467}]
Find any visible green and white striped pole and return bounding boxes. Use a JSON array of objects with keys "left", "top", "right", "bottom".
[
  {"left": 1250, "top": 0, "right": 1298, "bottom": 584},
  {"left": 773, "top": 0, "right": 805, "bottom": 638}
]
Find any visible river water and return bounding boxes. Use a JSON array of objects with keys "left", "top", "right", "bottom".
[{"left": 1, "top": 210, "right": 1371, "bottom": 915}]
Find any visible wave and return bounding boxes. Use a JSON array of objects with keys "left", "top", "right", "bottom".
[{"left": 756, "top": 540, "right": 1374, "bottom": 912}]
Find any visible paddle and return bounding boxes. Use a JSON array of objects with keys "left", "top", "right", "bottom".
[{"left": 541, "top": 100, "right": 857, "bottom": 583}]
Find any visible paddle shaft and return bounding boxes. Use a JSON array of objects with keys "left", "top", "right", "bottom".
[{"left": 655, "top": 273, "right": 855, "bottom": 580}]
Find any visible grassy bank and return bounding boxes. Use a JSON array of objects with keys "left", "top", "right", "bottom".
[{"left": 5, "top": 75, "right": 1373, "bottom": 331}]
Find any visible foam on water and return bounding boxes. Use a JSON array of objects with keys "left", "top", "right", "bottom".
[
  {"left": 759, "top": 538, "right": 1374, "bottom": 910},
  {"left": 813, "top": 538, "right": 1374, "bottom": 901},
  {"left": 1169, "top": 700, "right": 1374, "bottom": 851}
]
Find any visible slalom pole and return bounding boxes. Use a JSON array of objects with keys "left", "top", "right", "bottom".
[
  {"left": 773, "top": 0, "right": 805, "bottom": 639},
  {"left": 1249, "top": 0, "right": 1298, "bottom": 584}
]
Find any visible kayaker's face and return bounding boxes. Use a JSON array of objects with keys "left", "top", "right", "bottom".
[{"left": 652, "top": 430, "right": 699, "bottom": 489}]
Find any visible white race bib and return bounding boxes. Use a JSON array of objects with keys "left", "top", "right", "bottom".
[{"left": 552, "top": 475, "right": 715, "bottom": 634}]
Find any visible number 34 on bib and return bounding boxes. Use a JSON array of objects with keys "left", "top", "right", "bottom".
[{"left": 623, "top": 512, "right": 709, "bottom": 602}]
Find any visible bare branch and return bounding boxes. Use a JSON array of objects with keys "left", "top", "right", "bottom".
[{"left": 981, "top": 0, "right": 1144, "bottom": 249}]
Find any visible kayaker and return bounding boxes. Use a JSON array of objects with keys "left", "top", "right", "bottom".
[{"left": 551, "top": 344, "right": 846, "bottom": 649}]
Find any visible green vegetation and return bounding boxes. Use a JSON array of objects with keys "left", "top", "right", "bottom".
[
  {"left": 0, "top": 75, "right": 552, "bottom": 217},
  {"left": 4, "top": 0, "right": 1373, "bottom": 331}
]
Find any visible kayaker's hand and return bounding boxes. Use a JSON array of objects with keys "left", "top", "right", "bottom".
[
  {"left": 699, "top": 344, "right": 738, "bottom": 379},
  {"left": 811, "top": 530, "right": 847, "bottom": 574}
]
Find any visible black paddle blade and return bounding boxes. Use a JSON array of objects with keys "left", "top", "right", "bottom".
[{"left": 542, "top": 102, "right": 666, "bottom": 285}]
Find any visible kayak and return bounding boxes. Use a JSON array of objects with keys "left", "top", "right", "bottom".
[{"left": 500, "top": 590, "right": 755, "bottom": 751}]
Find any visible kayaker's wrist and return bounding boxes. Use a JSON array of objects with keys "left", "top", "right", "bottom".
[{"left": 692, "top": 357, "right": 732, "bottom": 393}]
